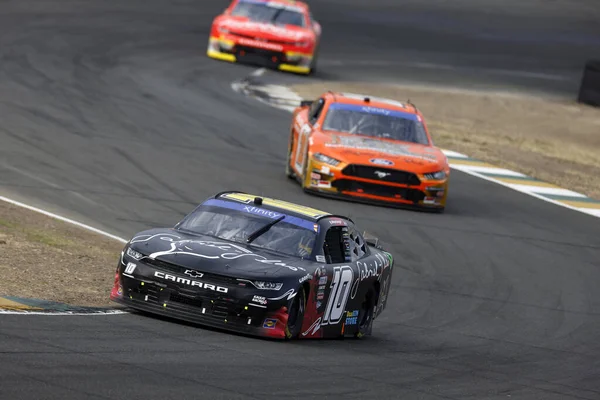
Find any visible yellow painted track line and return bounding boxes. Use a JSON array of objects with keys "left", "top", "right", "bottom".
[{"left": 0, "top": 297, "right": 42, "bottom": 310}]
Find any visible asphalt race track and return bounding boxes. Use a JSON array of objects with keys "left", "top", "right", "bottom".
[{"left": 1, "top": 1, "right": 600, "bottom": 399}]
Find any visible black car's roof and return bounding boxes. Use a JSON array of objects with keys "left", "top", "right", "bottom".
[{"left": 213, "top": 191, "right": 351, "bottom": 223}]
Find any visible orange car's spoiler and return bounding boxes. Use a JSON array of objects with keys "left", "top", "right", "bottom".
[{"left": 300, "top": 100, "right": 313, "bottom": 107}]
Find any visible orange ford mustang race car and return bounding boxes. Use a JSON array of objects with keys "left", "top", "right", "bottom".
[
  {"left": 285, "top": 92, "right": 451, "bottom": 212},
  {"left": 207, "top": 0, "right": 321, "bottom": 75}
]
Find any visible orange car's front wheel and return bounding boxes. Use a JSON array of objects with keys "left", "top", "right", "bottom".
[{"left": 299, "top": 149, "right": 312, "bottom": 190}]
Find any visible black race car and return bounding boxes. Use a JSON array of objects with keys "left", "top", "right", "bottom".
[{"left": 110, "top": 190, "right": 394, "bottom": 339}]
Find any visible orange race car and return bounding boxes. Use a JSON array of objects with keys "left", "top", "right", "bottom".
[
  {"left": 285, "top": 92, "right": 451, "bottom": 212},
  {"left": 207, "top": 0, "right": 321, "bottom": 75}
]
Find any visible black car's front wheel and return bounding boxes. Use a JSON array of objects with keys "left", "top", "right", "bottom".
[{"left": 284, "top": 285, "right": 306, "bottom": 339}]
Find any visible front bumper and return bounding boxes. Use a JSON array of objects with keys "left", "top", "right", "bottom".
[
  {"left": 303, "top": 159, "right": 448, "bottom": 210},
  {"left": 109, "top": 257, "right": 291, "bottom": 339},
  {"left": 206, "top": 36, "right": 313, "bottom": 74}
]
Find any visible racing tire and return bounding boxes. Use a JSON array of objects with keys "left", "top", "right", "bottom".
[
  {"left": 300, "top": 148, "right": 311, "bottom": 190},
  {"left": 308, "top": 54, "right": 318, "bottom": 75},
  {"left": 284, "top": 285, "right": 306, "bottom": 340},
  {"left": 285, "top": 131, "right": 296, "bottom": 179},
  {"left": 308, "top": 44, "right": 319, "bottom": 75},
  {"left": 577, "top": 59, "right": 600, "bottom": 106},
  {"left": 354, "top": 285, "right": 379, "bottom": 339}
]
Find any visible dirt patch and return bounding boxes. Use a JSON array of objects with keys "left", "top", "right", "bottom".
[
  {"left": 0, "top": 200, "right": 124, "bottom": 307},
  {"left": 290, "top": 82, "right": 600, "bottom": 199}
]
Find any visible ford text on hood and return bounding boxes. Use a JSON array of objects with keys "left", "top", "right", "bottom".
[{"left": 206, "top": 0, "right": 321, "bottom": 75}]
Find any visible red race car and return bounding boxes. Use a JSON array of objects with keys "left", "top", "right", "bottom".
[{"left": 207, "top": 0, "right": 321, "bottom": 75}]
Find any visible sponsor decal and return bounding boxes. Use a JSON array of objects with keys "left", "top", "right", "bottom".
[
  {"left": 184, "top": 269, "right": 204, "bottom": 278},
  {"left": 357, "top": 260, "right": 381, "bottom": 282},
  {"left": 153, "top": 271, "right": 228, "bottom": 293},
  {"left": 318, "top": 285, "right": 326, "bottom": 291},
  {"left": 252, "top": 295, "right": 267, "bottom": 305},
  {"left": 299, "top": 273, "right": 312, "bottom": 283},
  {"left": 318, "top": 276, "right": 328, "bottom": 285},
  {"left": 117, "top": 286, "right": 123, "bottom": 295},
  {"left": 325, "top": 135, "right": 437, "bottom": 160},
  {"left": 345, "top": 310, "right": 359, "bottom": 325},
  {"left": 370, "top": 158, "right": 394, "bottom": 166},
  {"left": 243, "top": 206, "right": 282, "bottom": 219},
  {"left": 216, "top": 193, "right": 329, "bottom": 220},
  {"left": 328, "top": 219, "right": 346, "bottom": 225},
  {"left": 315, "top": 255, "right": 326, "bottom": 262},
  {"left": 361, "top": 106, "right": 391, "bottom": 116},
  {"left": 316, "top": 293, "right": 324, "bottom": 300},
  {"left": 237, "top": 38, "right": 283, "bottom": 52},
  {"left": 311, "top": 172, "right": 321, "bottom": 179},
  {"left": 124, "top": 262, "right": 137, "bottom": 274},
  {"left": 316, "top": 301, "right": 322, "bottom": 309},
  {"left": 263, "top": 318, "right": 277, "bottom": 329},
  {"left": 317, "top": 180, "right": 331, "bottom": 188},
  {"left": 221, "top": 20, "right": 307, "bottom": 41},
  {"left": 320, "top": 166, "right": 330, "bottom": 174}
]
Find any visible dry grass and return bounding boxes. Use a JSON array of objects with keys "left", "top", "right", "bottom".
[
  {"left": 0, "top": 201, "right": 124, "bottom": 307},
  {"left": 291, "top": 82, "right": 600, "bottom": 199}
]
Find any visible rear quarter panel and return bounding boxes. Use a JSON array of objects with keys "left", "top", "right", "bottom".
[{"left": 299, "top": 249, "right": 394, "bottom": 338}]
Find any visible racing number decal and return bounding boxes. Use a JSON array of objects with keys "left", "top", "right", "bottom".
[
  {"left": 294, "top": 124, "right": 311, "bottom": 174},
  {"left": 322, "top": 265, "right": 354, "bottom": 325},
  {"left": 124, "top": 262, "right": 137, "bottom": 274}
]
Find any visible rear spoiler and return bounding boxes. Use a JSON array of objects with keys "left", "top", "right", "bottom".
[
  {"left": 363, "top": 230, "right": 382, "bottom": 249},
  {"left": 300, "top": 100, "right": 313, "bottom": 107}
]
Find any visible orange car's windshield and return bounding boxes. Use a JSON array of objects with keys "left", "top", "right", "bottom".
[
  {"left": 322, "top": 103, "right": 430, "bottom": 145},
  {"left": 231, "top": 0, "right": 306, "bottom": 27}
]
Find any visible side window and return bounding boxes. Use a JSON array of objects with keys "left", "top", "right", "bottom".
[
  {"left": 348, "top": 227, "right": 368, "bottom": 260},
  {"left": 309, "top": 98, "right": 325, "bottom": 125},
  {"left": 322, "top": 226, "right": 347, "bottom": 264}
]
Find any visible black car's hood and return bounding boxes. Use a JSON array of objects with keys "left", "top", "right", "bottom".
[{"left": 127, "top": 228, "right": 313, "bottom": 279}]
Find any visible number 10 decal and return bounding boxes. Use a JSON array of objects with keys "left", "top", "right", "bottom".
[{"left": 322, "top": 265, "right": 354, "bottom": 325}]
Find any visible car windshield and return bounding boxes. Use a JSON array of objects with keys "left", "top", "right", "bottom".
[
  {"left": 176, "top": 199, "right": 317, "bottom": 258},
  {"left": 231, "top": 0, "right": 306, "bottom": 27},
  {"left": 322, "top": 103, "right": 430, "bottom": 145}
]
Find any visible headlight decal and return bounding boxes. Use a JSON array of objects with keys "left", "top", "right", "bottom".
[
  {"left": 313, "top": 153, "right": 341, "bottom": 166},
  {"left": 126, "top": 247, "right": 144, "bottom": 260},
  {"left": 424, "top": 171, "right": 446, "bottom": 180}
]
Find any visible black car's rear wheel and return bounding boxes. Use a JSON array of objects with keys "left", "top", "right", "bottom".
[
  {"left": 354, "top": 286, "right": 379, "bottom": 338},
  {"left": 285, "top": 285, "right": 306, "bottom": 339}
]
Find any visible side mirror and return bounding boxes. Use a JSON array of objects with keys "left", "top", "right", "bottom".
[
  {"left": 300, "top": 100, "right": 314, "bottom": 107},
  {"left": 313, "top": 21, "right": 321, "bottom": 35}
]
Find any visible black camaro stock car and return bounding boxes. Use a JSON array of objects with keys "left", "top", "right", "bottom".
[{"left": 110, "top": 191, "right": 394, "bottom": 339}]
